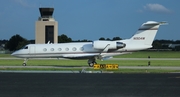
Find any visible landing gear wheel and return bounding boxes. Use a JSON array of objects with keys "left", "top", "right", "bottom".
[
  {"left": 22, "top": 63, "right": 26, "bottom": 66},
  {"left": 22, "top": 58, "right": 28, "bottom": 66},
  {"left": 88, "top": 63, "right": 94, "bottom": 67},
  {"left": 88, "top": 62, "right": 97, "bottom": 67},
  {"left": 88, "top": 58, "right": 97, "bottom": 67}
]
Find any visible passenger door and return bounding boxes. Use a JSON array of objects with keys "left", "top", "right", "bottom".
[{"left": 29, "top": 46, "right": 35, "bottom": 54}]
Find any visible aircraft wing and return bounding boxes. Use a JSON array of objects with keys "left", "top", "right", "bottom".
[
  {"left": 62, "top": 44, "right": 111, "bottom": 59},
  {"left": 62, "top": 54, "right": 99, "bottom": 59},
  {"left": 62, "top": 43, "right": 111, "bottom": 59}
]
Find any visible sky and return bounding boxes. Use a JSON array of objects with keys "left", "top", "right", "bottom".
[{"left": 0, "top": 0, "right": 179, "bottom": 41}]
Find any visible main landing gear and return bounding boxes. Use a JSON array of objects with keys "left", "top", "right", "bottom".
[
  {"left": 88, "top": 58, "right": 97, "bottom": 67},
  {"left": 22, "top": 58, "right": 28, "bottom": 66}
]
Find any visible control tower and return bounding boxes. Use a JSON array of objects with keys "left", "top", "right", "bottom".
[{"left": 35, "top": 7, "right": 58, "bottom": 44}]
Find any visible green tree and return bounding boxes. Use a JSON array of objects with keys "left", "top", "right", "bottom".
[
  {"left": 112, "top": 37, "right": 122, "bottom": 40},
  {"left": 152, "top": 40, "right": 162, "bottom": 49},
  {"left": 58, "top": 34, "right": 72, "bottom": 43},
  {"left": 5, "top": 34, "right": 28, "bottom": 51},
  {"left": 106, "top": 38, "right": 111, "bottom": 41},
  {"left": 99, "top": 37, "right": 105, "bottom": 40}
]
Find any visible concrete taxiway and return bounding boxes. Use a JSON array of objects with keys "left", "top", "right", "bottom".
[{"left": 0, "top": 73, "right": 180, "bottom": 97}]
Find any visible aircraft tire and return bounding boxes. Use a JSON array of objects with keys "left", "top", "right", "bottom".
[
  {"left": 88, "top": 63, "right": 94, "bottom": 67},
  {"left": 22, "top": 63, "right": 26, "bottom": 66}
]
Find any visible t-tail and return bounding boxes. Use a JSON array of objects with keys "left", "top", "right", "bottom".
[{"left": 129, "top": 21, "right": 167, "bottom": 47}]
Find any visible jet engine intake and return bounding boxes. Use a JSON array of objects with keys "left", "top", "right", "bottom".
[
  {"left": 93, "top": 40, "right": 126, "bottom": 49},
  {"left": 116, "top": 42, "right": 126, "bottom": 49}
]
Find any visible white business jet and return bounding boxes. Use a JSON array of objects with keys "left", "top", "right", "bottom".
[{"left": 11, "top": 21, "right": 167, "bottom": 67}]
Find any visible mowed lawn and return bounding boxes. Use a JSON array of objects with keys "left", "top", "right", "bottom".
[
  {"left": 0, "top": 51, "right": 180, "bottom": 66},
  {"left": 114, "top": 51, "right": 180, "bottom": 58}
]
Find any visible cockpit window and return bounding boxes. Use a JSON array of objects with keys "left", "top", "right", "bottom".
[{"left": 23, "top": 46, "right": 28, "bottom": 49}]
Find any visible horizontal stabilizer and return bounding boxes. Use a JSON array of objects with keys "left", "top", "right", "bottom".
[{"left": 143, "top": 21, "right": 168, "bottom": 26}]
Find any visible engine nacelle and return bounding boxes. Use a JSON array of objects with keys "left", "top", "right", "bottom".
[{"left": 93, "top": 40, "right": 126, "bottom": 49}]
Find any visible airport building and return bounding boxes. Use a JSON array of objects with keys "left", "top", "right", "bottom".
[{"left": 35, "top": 8, "right": 58, "bottom": 44}]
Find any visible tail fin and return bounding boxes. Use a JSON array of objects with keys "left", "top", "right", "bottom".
[{"left": 130, "top": 21, "right": 167, "bottom": 46}]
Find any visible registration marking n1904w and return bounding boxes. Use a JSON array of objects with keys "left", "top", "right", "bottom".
[{"left": 133, "top": 37, "right": 145, "bottom": 40}]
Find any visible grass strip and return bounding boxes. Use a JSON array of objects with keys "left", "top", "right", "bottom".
[{"left": 1, "top": 59, "right": 180, "bottom": 66}]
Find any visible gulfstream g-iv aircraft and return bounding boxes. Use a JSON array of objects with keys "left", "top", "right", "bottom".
[{"left": 11, "top": 21, "right": 167, "bottom": 67}]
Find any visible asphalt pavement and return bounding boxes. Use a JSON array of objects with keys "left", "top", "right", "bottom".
[{"left": 0, "top": 73, "right": 180, "bottom": 97}]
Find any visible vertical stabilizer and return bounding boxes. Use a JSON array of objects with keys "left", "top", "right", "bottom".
[{"left": 130, "top": 21, "right": 167, "bottom": 46}]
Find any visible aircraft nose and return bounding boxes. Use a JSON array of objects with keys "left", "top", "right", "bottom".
[
  {"left": 11, "top": 52, "right": 15, "bottom": 56},
  {"left": 11, "top": 51, "right": 18, "bottom": 57},
  {"left": 11, "top": 50, "right": 26, "bottom": 58}
]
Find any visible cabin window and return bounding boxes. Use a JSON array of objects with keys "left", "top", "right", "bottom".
[
  {"left": 51, "top": 48, "right": 54, "bottom": 51},
  {"left": 43, "top": 48, "right": 47, "bottom": 51},
  {"left": 72, "top": 47, "right": 77, "bottom": 51},
  {"left": 58, "top": 48, "right": 62, "bottom": 51},
  {"left": 80, "top": 47, "right": 84, "bottom": 51},
  {"left": 65, "top": 48, "right": 69, "bottom": 51}
]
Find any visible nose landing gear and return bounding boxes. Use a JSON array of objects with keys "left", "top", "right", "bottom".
[{"left": 22, "top": 58, "right": 28, "bottom": 66}]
